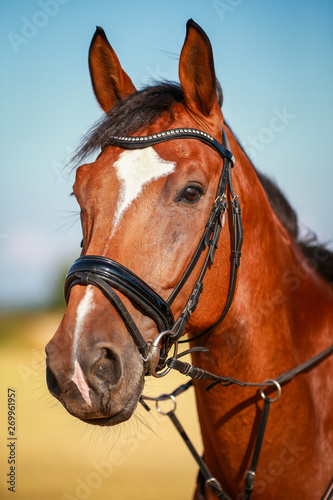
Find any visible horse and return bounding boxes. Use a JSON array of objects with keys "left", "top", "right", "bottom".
[{"left": 45, "top": 20, "right": 333, "bottom": 499}]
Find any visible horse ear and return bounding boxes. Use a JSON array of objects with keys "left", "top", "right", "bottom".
[
  {"left": 88, "top": 27, "right": 136, "bottom": 113},
  {"left": 179, "top": 20, "right": 217, "bottom": 117}
]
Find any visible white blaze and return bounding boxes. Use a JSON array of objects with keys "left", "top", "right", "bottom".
[
  {"left": 71, "top": 285, "right": 94, "bottom": 405},
  {"left": 110, "top": 147, "right": 176, "bottom": 237},
  {"left": 72, "top": 359, "right": 92, "bottom": 406},
  {"left": 72, "top": 285, "right": 95, "bottom": 357}
]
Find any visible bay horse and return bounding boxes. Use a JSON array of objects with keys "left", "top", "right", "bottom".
[{"left": 46, "top": 20, "right": 333, "bottom": 499}]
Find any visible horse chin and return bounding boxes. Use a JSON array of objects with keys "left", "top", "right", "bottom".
[
  {"left": 81, "top": 380, "right": 144, "bottom": 427},
  {"left": 80, "top": 407, "right": 135, "bottom": 427}
]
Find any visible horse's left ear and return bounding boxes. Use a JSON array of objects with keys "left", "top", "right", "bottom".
[
  {"left": 179, "top": 20, "right": 218, "bottom": 117},
  {"left": 88, "top": 27, "right": 136, "bottom": 113}
]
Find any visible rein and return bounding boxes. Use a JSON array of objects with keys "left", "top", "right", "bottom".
[{"left": 140, "top": 342, "right": 333, "bottom": 500}]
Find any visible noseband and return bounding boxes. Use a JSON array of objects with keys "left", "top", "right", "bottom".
[{"left": 64, "top": 128, "right": 243, "bottom": 375}]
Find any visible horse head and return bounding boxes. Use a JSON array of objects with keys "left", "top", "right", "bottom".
[{"left": 45, "top": 20, "right": 234, "bottom": 425}]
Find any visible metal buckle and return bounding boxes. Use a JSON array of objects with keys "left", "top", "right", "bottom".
[
  {"left": 214, "top": 193, "right": 227, "bottom": 206},
  {"left": 244, "top": 470, "right": 256, "bottom": 491},
  {"left": 205, "top": 477, "right": 224, "bottom": 496}
]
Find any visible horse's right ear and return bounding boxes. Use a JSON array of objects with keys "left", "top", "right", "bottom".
[
  {"left": 88, "top": 27, "right": 136, "bottom": 113},
  {"left": 179, "top": 20, "right": 218, "bottom": 118}
]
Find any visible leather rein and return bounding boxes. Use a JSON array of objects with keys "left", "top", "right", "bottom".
[{"left": 64, "top": 127, "right": 333, "bottom": 500}]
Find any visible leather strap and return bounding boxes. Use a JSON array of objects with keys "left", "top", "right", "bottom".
[
  {"left": 166, "top": 128, "right": 232, "bottom": 307},
  {"left": 321, "top": 478, "right": 333, "bottom": 500},
  {"left": 108, "top": 128, "right": 234, "bottom": 164},
  {"left": 170, "top": 129, "right": 243, "bottom": 343},
  {"left": 244, "top": 399, "right": 271, "bottom": 500},
  {"left": 141, "top": 340, "right": 333, "bottom": 500},
  {"left": 140, "top": 382, "right": 231, "bottom": 500},
  {"left": 167, "top": 411, "right": 232, "bottom": 500},
  {"left": 65, "top": 255, "right": 174, "bottom": 333},
  {"left": 275, "top": 343, "right": 333, "bottom": 386},
  {"left": 167, "top": 344, "right": 333, "bottom": 391},
  {"left": 178, "top": 132, "right": 243, "bottom": 345},
  {"left": 66, "top": 272, "right": 149, "bottom": 358}
]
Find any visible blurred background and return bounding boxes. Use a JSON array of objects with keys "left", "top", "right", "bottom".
[{"left": 1, "top": 0, "right": 332, "bottom": 498}]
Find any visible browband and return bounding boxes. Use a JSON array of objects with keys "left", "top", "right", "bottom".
[{"left": 107, "top": 128, "right": 235, "bottom": 165}]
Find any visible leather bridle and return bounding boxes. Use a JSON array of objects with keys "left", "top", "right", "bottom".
[
  {"left": 63, "top": 126, "right": 333, "bottom": 500},
  {"left": 64, "top": 127, "right": 243, "bottom": 376}
]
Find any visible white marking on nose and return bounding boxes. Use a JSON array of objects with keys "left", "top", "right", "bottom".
[
  {"left": 110, "top": 147, "right": 176, "bottom": 238},
  {"left": 71, "top": 286, "right": 95, "bottom": 406},
  {"left": 73, "top": 285, "right": 94, "bottom": 360},
  {"left": 72, "top": 359, "right": 92, "bottom": 406}
]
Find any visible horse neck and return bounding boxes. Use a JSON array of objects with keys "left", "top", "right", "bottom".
[
  {"left": 205, "top": 125, "right": 333, "bottom": 378},
  {"left": 190, "top": 127, "right": 333, "bottom": 496}
]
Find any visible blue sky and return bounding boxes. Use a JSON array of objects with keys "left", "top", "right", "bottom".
[{"left": 1, "top": 0, "right": 332, "bottom": 308}]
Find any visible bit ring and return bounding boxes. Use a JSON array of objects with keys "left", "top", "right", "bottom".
[
  {"left": 260, "top": 379, "right": 282, "bottom": 403},
  {"left": 156, "top": 394, "right": 177, "bottom": 415}
]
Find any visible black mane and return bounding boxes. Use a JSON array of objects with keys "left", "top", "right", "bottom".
[
  {"left": 73, "top": 81, "right": 333, "bottom": 285},
  {"left": 73, "top": 83, "right": 185, "bottom": 165}
]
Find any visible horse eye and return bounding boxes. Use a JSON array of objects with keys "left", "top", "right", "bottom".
[{"left": 181, "top": 186, "right": 202, "bottom": 203}]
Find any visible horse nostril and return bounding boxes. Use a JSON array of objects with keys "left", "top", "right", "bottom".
[
  {"left": 46, "top": 365, "right": 61, "bottom": 396},
  {"left": 92, "top": 345, "right": 123, "bottom": 387}
]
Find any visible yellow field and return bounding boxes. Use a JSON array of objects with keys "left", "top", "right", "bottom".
[{"left": 0, "top": 311, "right": 202, "bottom": 500}]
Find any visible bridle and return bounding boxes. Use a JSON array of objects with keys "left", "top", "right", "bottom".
[
  {"left": 64, "top": 127, "right": 243, "bottom": 376},
  {"left": 63, "top": 127, "right": 333, "bottom": 500}
]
